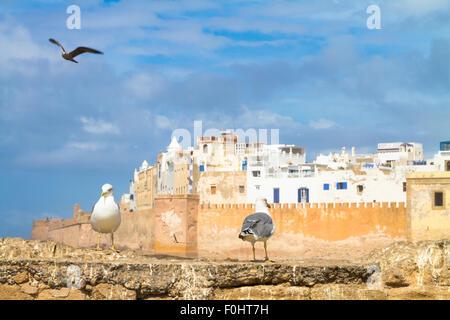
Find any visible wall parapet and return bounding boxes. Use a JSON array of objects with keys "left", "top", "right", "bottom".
[
  {"left": 47, "top": 216, "right": 91, "bottom": 231},
  {"left": 31, "top": 199, "right": 408, "bottom": 259},
  {"left": 199, "top": 201, "right": 406, "bottom": 210},
  {"left": 197, "top": 200, "right": 408, "bottom": 259}
]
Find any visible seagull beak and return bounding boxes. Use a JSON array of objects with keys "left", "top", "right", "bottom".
[{"left": 101, "top": 192, "right": 105, "bottom": 197}]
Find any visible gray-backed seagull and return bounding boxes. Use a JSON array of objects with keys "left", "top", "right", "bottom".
[
  {"left": 90, "top": 184, "right": 121, "bottom": 252},
  {"left": 239, "top": 197, "right": 275, "bottom": 261},
  {"left": 49, "top": 38, "right": 103, "bottom": 63}
]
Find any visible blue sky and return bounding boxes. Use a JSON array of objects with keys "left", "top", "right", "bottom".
[{"left": 0, "top": 0, "right": 449, "bottom": 238}]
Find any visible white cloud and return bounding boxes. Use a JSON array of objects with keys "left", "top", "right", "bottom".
[
  {"left": 309, "top": 118, "right": 337, "bottom": 129},
  {"left": 15, "top": 141, "right": 108, "bottom": 167},
  {"left": 0, "top": 19, "right": 43, "bottom": 61},
  {"left": 124, "top": 73, "right": 165, "bottom": 100},
  {"left": 237, "top": 106, "right": 300, "bottom": 128},
  {"left": 388, "top": 0, "right": 450, "bottom": 16},
  {"left": 80, "top": 117, "right": 120, "bottom": 135},
  {"left": 205, "top": 16, "right": 307, "bottom": 36},
  {"left": 0, "top": 18, "right": 53, "bottom": 76},
  {"left": 66, "top": 142, "right": 104, "bottom": 151},
  {"left": 155, "top": 114, "right": 173, "bottom": 129},
  {"left": 151, "top": 23, "right": 231, "bottom": 51}
]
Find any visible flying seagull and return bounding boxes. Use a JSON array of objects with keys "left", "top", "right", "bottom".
[
  {"left": 90, "top": 184, "right": 121, "bottom": 252},
  {"left": 239, "top": 197, "right": 275, "bottom": 261},
  {"left": 49, "top": 38, "right": 103, "bottom": 63}
]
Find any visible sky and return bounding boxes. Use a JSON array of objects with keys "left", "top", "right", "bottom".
[{"left": 0, "top": 0, "right": 449, "bottom": 238}]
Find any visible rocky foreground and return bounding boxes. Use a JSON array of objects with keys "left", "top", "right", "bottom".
[{"left": 0, "top": 238, "right": 448, "bottom": 300}]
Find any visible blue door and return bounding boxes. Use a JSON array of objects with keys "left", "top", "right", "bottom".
[
  {"left": 273, "top": 188, "right": 280, "bottom": 203},
  {"left": 242, "top": 160, "right": 247, "bottom": 171},
  {"left": 298, "top": 188, "right": 309, "bottom": 203}
]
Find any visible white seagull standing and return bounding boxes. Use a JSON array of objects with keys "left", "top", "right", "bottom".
[
  {"left": 90, "top": 184, "right": 121, "bottom": 252},
  {"left": 239, "top": 197, "right": 275, "bottom": 261}
]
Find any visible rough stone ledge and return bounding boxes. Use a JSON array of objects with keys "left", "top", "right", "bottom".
[{"left": 0, "top": 238, "right": 448, "bottom": 300}]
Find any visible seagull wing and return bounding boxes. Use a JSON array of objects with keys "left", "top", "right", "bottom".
[
  {"left": 49, "top": 38, "right": 66, "bottom": 52},
  {"left": 241, "top": 213, "right": 274, "bottom": 238},
  {"left": 69, "top": 47, "right": 103, "bottom": 58}
]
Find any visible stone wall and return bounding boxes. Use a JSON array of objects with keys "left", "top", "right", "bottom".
[
  {"left": 407, "top": 172, "right": 450, "bottom": 241},
  {"left": 31, "top": 197, "right": 408, "bottom": 260},
  {"left": 136, "top": 165, "right": 158, "bottom": 210},
  {"left": 0, "top": 238, "right": 448, "bottom": 300},
  {"left": 154, "top": 194, "right": 199, "bottom": 258},
  {"left": 197, "top": 171, "right": 247, "bottom": 204},
  {"left": 198, "top": 202, "right": 407, "bottom": 260},
  {"left": 32, "top": 205, "right": 155, "bottom": 252}
]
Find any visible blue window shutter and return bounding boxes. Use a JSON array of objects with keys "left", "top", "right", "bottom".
[
  {"left": 336, "top": 182, "right": 340, "bottom": 190},
  {"left": 324, "top": 184, "right": 329, "bottom": 190},
  {"left": 343, "top": 182, "right": 347, "bottom": 189},
  {"left": 199, "top": 165, "right": 204, "bottom": 172},
  {"left": 298, "top": 188, "right": 310, "bottom": 203},
  {"left": 274, "top": 188, "right": 280, "bottom": 203}
]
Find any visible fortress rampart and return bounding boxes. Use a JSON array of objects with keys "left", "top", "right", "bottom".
[
  {"left": 31, "top": 197, "right": 407, "bottom": 260},
  {"left": 197, "top": 201, "right": 406, "bottom": 259}
]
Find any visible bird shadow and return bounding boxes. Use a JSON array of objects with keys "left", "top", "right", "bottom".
[{"left": 251, "top": 259, "right": 275, "bottom": 263}]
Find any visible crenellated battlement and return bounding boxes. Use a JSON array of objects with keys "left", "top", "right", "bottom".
[
  {"left": 197, "top": 199, "right": 408, "bottom": 259},
  {"left": 199, "top": 201, "right": 406, "bottom": 210},
  {"left": 31, "top": 198, "right": 408, "bottom": 259}
]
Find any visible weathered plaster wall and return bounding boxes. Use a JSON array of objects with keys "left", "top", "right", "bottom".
[
  {"left": 174, "top": 163, "right": 191, "bottom": 194},
  {"left": 153, "top": 194, "right": 199, "bottom": 257},
  {"left": 197, "top": 202, "right": 407, "bottom": 260},
  {"left": 198, "top": 171, "right": 247, "bottom": 204},
  {"left": 32, "top": 207, "right": 155, "bottom": 252},
  {"left": 407, "top": 172, "right": 450, "bottom": 241},
  {"left": 136, "top": 166, "right": 158, "bottom": 210},
  {"left": 32, "top": 197, "right": 407, "bottom": 260}
]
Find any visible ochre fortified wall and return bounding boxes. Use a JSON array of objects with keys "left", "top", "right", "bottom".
[
  {"left": 31, "top": 196, "right": 408, "bottom": 260},
  {"left": 31, "top": 204, "right": 155, "bottom": 252},
  {"left": 198, "top": 201, "right": 407, "bottom": 260}
]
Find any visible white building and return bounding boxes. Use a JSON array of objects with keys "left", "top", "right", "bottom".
[
  {"left": 246, "top": 164, "right": 411, "bottom": 204},
  {"left": 246, "top": 145, "right": 306, "bottom": 181},
  {"left": 194, "top": 131, "right": 243, "bottom": 172},
  {"left": 314, "top": 146, "right": 374, "bottom": 170},
  {"left": 129, "top": 132, "right": 447, "bottom": 207},
  {"left": 429, "top": 141, "right": 450, "bottom": 172},
  {"left": 158, "top": 136, "right": 193, "bottom": 194},
  {"left": 247, "top": 142, "right": 438, "bottom": 205},
  {"left": 376, "top": 142, "right": 423, "bottom": 166},
  {"left": 128, "top": 169, "right": 138, "bottom": 212}
]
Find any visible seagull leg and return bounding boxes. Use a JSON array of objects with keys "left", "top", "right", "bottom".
[
  {"left": 111, "top": 233, "right": 119, "bottom": 252},
  {"left": 264, "top": 241, "right": 269, "bottom": 261},
  {"left": 264, "top": 241, "right": 274, "bottom": 262},
  {"left": 252, "top": 243, "right": 256, "bottom": 261},
  {"left": 96, "top": 234, "right": 101, "bottom": 251}
]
